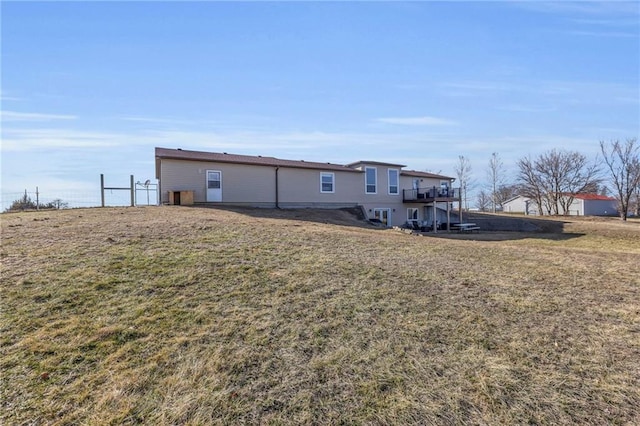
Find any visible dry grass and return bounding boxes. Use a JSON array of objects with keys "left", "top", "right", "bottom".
[{"left": 1, "top": 206, "right": 639, "bottom": 425}]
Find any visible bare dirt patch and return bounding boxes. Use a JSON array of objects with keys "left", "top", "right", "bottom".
[{"left": 2, "top": 206, "right": 639, "bottom": 424}]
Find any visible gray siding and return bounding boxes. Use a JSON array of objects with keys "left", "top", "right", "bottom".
[
  {"left": 159, "top": 157, "right": 456, "bottom": 227},
  {"left": 584, "top": 199, "right": 618, "bottom": 216},
  {"left": 277, "top": 168, "right": 363, "bottom": 205},
  {"left": 160, "top": 159, "right": 276, "bottom": 205}
]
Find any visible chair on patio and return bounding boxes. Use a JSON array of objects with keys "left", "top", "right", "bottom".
[
  {"left": 405, "top": 220, "right": 421, "bottom": 231},
  {"left": 421, "top": 220, "right": 440, "bottom": 232}
]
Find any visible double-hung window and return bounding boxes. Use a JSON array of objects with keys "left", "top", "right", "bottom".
[
  {"left": 407, "top": 208, "right": 418, "bottom": 221},
  {"left": 320, "top": 172, "right": 335, "bottom": 193},
  {"left": 365, "top": 167, "right": 377, "bottom": 194},
  {"left": 388, "top": 169, "right": 399, "bottom": 195}
]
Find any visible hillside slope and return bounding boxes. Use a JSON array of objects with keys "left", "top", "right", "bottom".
[{"left": 1, "top": 207, "right": 639, "bottom": 424}]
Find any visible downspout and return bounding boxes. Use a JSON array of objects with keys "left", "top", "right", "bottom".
[{"left": 275, "top": 167, "right": 280, "bottom": 209}]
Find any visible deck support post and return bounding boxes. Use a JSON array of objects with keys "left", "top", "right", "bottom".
[{"left": 433, "top": 202, "right": 437, "bottom": 233}]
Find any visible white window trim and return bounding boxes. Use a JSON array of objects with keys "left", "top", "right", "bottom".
[
  {"left": 388, "top": 169, "right": 399, "bottom": 195},
  {"left": 407, "top": 208, "right": 419, "bottom": 221},
  {"left": 320, "top": 172, "right": 335, "bottom": 193},
  {"left": 365, "top": 167, "right": 377, "bottom": 194}
]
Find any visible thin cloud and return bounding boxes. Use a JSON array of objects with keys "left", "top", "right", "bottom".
[
  {"left": 497, "top": 105, "right": 557, "bottom": 113},
  {"left": 2, "top": 127, "right": 394, "bottom": 153},
  {"left": 0, "top": 90, "right": 23, "bottom": 102},
  {"left": 570, "top": 18, "right": 640, "bottom": 27},
  {"left": 514, "top": 2, "right": 640, "bottom": 17},
  {"left": 1, "top": 110, "right": 77, "bottom": 121},
  {"left": 442, "top": 79, "right": 639, "bottom": 105},
  {"left": 376, "top": 116, "right": 458, "bottom": 126},
  {"left": 118, "top": 115, "right": 196, "bottom": 125},
  {"left": 2, "top": 128, "right": 122, "bottom": 151},
  {"left": 443, "top": 81, "right": 515, "bottom": 92},
  {"left": 566, "top": 30, "right": 638, "bottom": 38}
]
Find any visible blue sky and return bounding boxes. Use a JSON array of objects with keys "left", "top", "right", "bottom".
[{"left": 2, "top": 1, "right": 639, "bottom": 205}]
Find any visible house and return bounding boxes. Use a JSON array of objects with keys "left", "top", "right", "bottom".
[
  {"left": 503, "top": 194, "right": 617, "bottom": 216},
  {"left": 155, "top": 147, "right": 460, "bottom": 228}
]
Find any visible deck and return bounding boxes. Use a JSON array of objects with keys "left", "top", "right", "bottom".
[{"left": 403, "top": 187, "right": 460, "bottom": 203}]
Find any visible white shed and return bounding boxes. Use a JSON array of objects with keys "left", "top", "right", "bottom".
[{"left": 503, "top": 195, "right": 538, "bottom": 215}]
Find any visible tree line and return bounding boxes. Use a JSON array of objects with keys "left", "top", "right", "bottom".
[
  {"left": 455, "top": 138, "right": 640, "bottom": 221},
  {"left": 4, "top": 191, "right": 69, "bottom": 212}
]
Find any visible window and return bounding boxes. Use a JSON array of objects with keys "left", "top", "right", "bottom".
[
  {"left": 320, "top": 172, "right": 334, "bottom": 193},
  {"left": 207, "top": 171, "right": 221, "bottom": 189},
  {"left": 388, "top": 169, "right": 399, "bottom": 195},
  {"left": 407, "top": 208, "right": 418, "bottom": 221},
  {"left": 365, "top": 167, "right": 377, "bottom": 194}
]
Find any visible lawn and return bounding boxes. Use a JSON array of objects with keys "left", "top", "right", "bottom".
[{"left": 1, "top": 206, "right": 639, "bottom": 424}]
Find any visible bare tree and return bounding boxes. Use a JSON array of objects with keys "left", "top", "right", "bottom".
[
  {"left": 517, "top": 149, "right": 600, "bottom": 215},
  {"left": 600, "top": 138, "right": 640, "bottom": 221},
  {"left": 51, "top": 199, "right": 69, "bottom": 210},
  {"left": 5, "top": 191, "right": 37, "bottom": 212},
  {"left": 494, "top": 184, "right": 520, "bottom": 210},
  {"left": 548, "top": 150, "right": 600, "bottom": 215},
  {"left": 4, "top": 193, "right": 69, "bottom": 212},
  {"left": 476, "top": 190, "right": 491, "bottom": 212},
  {"left": 454, "top": 155, "right": 473, "bottom": 212},
  {"left": 517, "top": 156, "right": 545, "bottom": 215},
  {"left": 487, "top": 152, "right": 504, "bottom": 213}
]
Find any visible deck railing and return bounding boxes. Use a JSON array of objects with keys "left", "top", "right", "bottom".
[{"left": 403, "top": 187, "right": 460, "bottom": 202}]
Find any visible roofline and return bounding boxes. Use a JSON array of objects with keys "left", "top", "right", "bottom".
[
  {"left": 345, "top": 160, "right": 407, "bottom": 168},
  {"left": 503, "top": 194, "right": 616, "bottom": 202},
  {"left": 155, "top": 147, "right": 456, "bottom": 179},
  {"left": 400, "top": 170, "right": 455, "bottom": 181},
  {"left": 573, "top": 194, "right": 616, "bottom": 201},
  {"left": 155, "top": 147, "right": 361, "bottom": 173},
  {"left": 503, "top": 195, "right": 526, "bottom": 204}
]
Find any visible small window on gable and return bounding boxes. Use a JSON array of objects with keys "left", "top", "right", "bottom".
[
  {"left": 388, "top": 169, "right": 399, "bottom": 195},
  {"left": 320, "top": 172, "right": 334, "bottom": 193},
  {"left": 365, "top": 167, "right": 377, "bottom": 194}
]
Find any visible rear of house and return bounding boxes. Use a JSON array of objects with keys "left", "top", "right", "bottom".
[{"left": 155, "top": 147, "right": 459, "bottom": 228}]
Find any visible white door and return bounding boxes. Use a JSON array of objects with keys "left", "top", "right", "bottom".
[
  {"left": 373, "top": 208, "right": 391, "bottom": 226},
  {"left": 206, "top": 170, "right": 222, "bottom": 202}
]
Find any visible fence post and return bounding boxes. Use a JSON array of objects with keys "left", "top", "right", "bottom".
[
  {"left": 100, "top": 174, "right": 105, "bottom": 207},
  {"left": 130, "top": 175, "right": 135, "bottom": 207}
]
